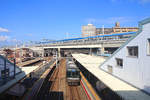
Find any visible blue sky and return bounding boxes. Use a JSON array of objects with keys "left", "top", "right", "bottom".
[{"left": 0, "top": 0, "right": 150, "bottom": 45}]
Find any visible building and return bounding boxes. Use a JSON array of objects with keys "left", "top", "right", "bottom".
[
  {"left": 100, "top": 18, "right": 150, "bottom": 94},
  {"left": 14, "top": 48, "right": 34, "bottom": 63},
  {"left": 82, "top": 22, "right": 139, "bottom": 37},
  {"left": 2, "top": 49, "right": 14, "bottom": 63},
  {"left": 81, "top": 24, "right": 96, "bottom": 37},
  {"left": 112, "top": 22, "right": 139, "bottom": 33},
  {"left": 96, "top": 28, "right": 113, "bottom": 35}
]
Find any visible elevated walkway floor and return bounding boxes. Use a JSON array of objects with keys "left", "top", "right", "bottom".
[
  {"left": 0, "top": 66, "right": 39, "bottom": 94},
  {"left": 72, "top": 53, "right": 150, "bottom": 100}
]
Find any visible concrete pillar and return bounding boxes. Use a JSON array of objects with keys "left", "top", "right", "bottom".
[
  {"left": 58, "top": 48, "right": 61, "bottom": 57},
  {"left": 101, "top": 47, "right": 105, "bottom": 54},
  {"left": 42, "top": 48, "right": 44, "bottom": 57},
  {"left": 101, "top": 44, "right": 105, "bottom": 54},
  {"left": 90, "top": 48, "right": 92, "bottom": 55}
]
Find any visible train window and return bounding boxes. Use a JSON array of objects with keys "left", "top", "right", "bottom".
[
  {"left": 73, "top": 71, "right": 79, "bottom": 78},
  {"left": 67, "top": 71, "right": 70, "bottom": 77},
  {"left": 67, "top": 70, "right": 80, "bottom": 78}
]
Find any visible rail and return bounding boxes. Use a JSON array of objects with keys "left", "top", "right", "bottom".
[{"left": 23, "top": 59, "right": 57, "bottom": 100}]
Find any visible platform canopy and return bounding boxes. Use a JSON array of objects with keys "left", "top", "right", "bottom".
[{"left": 72, "top": 53, "right": 150, "bottom": 100}]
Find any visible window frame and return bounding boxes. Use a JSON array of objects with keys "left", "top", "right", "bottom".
[
  {"left": 115, "top": 58, "right": 123, "bottom": 68},
  {"left": 1, "top": 69, "right": 9, "bottom": 78},
  {"left": 107, "top": 65, "right": 113, "bottom": 73},
  {"left": 127, "top": 46, "right": 138, "bottom": 57},
  {"left": 147, "top": 39, "right": 150, "bottom": 56}
]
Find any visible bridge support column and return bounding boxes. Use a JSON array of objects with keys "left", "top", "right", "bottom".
[
  {"left": 101, "top": 47, "right": 105, "bottom": 54},
  {"left": 90, "top": 48, "right": 92, "bottom": 55},
  {"left": 58, "top": 48, "right": 61, "bottom": 57}
]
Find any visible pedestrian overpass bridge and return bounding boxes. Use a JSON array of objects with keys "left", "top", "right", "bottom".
[{"left": 35, "top": 32, "right": 136, "bottom": 56}]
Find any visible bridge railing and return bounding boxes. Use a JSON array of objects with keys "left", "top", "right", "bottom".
[
  {"left": 37, "top": 32, "right": 135, "bottom": 47},
  {"left": 0, "top": 58, "right": 22, "bottom": 86},
  {"left": 42, "top": 39, "right": 128, "bottom": 47}
]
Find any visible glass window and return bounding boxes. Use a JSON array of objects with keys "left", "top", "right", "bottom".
[
  {"left": 147, "top": 39, "right": 150, "bottom": 55},
  {"left": 67, "top": 70, "right": 80, "bottom": 78},
  {"left": 1, "top": 70, "right": 5, "bottom": 78},
  {"left": 127, "top": 46, "right": 138, "bottom": 57},
  {"left": 107, "top": 65, "right": 113, "bottom": 73},
  {"left": 1, "top": 69, "right": 9, "bottom": 78},
  {"left": 116, "top": 58, "right": 123, "bottom": 68}
]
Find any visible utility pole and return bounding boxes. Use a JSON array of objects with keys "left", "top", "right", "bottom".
[{"left": 102, "top": 25, "right": 104, "bottom": 35}]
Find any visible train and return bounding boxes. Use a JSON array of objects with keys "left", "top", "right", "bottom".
[{"left": 66, "top": 58, "right": 81, "bottom": 85}]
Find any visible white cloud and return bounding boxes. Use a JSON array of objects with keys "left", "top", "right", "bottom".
[
  {"left": 26, "top": 33, "right": 33, "bottom": 37},
  {"left": 0, "top": 36, "right": 9, "bottom": 41},
  {"left": 0, "top": 35, "right": 21, "bottom": 43},
  {"left": 10, "top": 39, "right": 18, "bottom": 42},
  {"left": 0, "top": 27, "right": 9, "bottom": 33}
]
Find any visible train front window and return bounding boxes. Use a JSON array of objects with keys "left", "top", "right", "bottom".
[
  {"left": 67, "top": 70, "right": 80, "bottom": 78},
  {"left": 72, "top": 71, "right": 79, "bottom": 77}
]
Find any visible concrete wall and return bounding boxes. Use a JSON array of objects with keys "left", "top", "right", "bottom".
[{"left": 100, "top": 19, "right": 150, "bottom": 94}]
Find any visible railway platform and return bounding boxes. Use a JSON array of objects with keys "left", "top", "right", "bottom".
[
  {"left": 72, "top": 53, "right": 150, "bottom": 100},
  {"left": 0, "top": 57, "right": 54, "bottom": 100},
  {"left": 0, "top": 65, "right": 39, "bottom": 94},
  {"left": 17, "top": 58, "right": 41, "bottom": 67}
]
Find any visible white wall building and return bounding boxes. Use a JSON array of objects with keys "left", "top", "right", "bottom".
[
  {"left": 82, "top": 24, "right": 96, "bottom": 37},
  {"left": 100, "top": 18, "right": 150, "bottom": 94}
]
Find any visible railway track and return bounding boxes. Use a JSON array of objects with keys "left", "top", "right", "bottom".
[
  {"left": 69, "top": 86, "right": 81, "bottom": 100},
  {"left": 35, "top": 58, "right": 89, "bottom": 100},
  {"left": 22, "top": 58, "right": 56, "bottom": 100},
  {"left": 49, "top": 66, "right": 59, "bottom": 91},
  {"left": 48, "top": 59, "right": 64, "bottom": 100}
]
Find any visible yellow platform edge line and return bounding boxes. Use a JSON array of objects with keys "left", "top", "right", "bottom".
[{"left": 80, "top": 72, "right": 101, "bottom": 100}]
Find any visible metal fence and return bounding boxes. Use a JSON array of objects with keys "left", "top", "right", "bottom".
[{"left": 0, "top": 58, "right": 21, "bottom": 86}]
